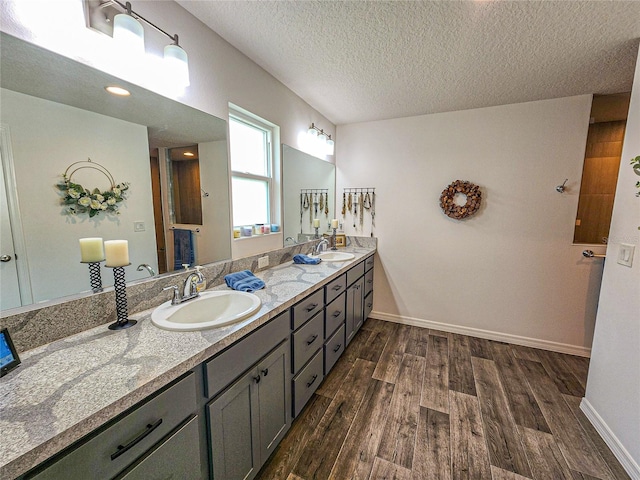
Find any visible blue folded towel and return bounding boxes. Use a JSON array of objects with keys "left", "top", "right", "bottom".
[
  {"left": 293, "top": 254, "right": 322, "bottom": 265},
  {"left": 224, "top": 270, "right": 265, "bottom": 292}
]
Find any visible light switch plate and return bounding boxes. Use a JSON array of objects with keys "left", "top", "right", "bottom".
[
  {"left": 617, "top": 243, "right": 635, "bottom": 267},
  {"left": 258, "top": 255, "right": 269, "bottom": 269},
  {"left": 134, "top": 221, "right": 146, "bottom": 232}
]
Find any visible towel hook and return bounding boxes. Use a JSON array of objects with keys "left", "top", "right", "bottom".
[{"left": 556, "top": 179, "right": 568, "bottom": 193}]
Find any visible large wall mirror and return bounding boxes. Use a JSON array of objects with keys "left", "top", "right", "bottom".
[
  {"left": 282, "top": 145, "right": 335, "bottom": 244},
  {"left": 0, "top": 32, "right": 232, "bottom": 312}
]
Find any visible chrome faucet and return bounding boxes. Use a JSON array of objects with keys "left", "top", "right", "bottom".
[
  {"left": 312, "top": 238, "right": 330, "bottom": 255},
  {"left": 136, "top": 263, "right": 156, "bottom": 277},
  {"left": 163, "top": 269, "right": 205, "bottom": 305}
]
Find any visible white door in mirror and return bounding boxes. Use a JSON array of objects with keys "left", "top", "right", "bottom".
[{"left": 151, "top": 291, "right": 261, "bottom": 331}]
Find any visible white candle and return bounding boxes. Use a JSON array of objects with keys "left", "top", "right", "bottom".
[
  {"left": 79, "top": 237, "right": 104, "bottom": 262},
  {"left": 331, "top": 219, "right": 338, "bottom": 229},
  {"left": 104, "top": 240, "right": 129, "bottom": 267},
  {"left": 313, "top": 218, "right": 320, "bottom": 228}
]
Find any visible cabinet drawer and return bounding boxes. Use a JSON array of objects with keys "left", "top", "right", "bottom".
[
  {"left": 325, "top": 274, "right": 346, "bottom": 304},
  {"left": 292, "top": 310, "right": 324, "bottom": 373},
  {"left": 364, "top": 269, "right": 374, "bottom": 297},
  {"left": 292, "top": 289, "right": 324, "bottom": 330},
  {"left": 28, "top": 373, "right": 197, "bottom": 480},
  {"left": 325, "top": 292, "right": 346, "bottom": 338},
  {"left": 364, "top": 291, "right": 374, "bottom": 320},
  {"left": 292, "top": 350, "right": 324, "bottom": 417},
  {"left": 365, "top": 255, "right": 375, "bottom": 272},
  {"left": 205, "top": 311, "right": 290, "bottom": 398},
  {"left": 346, "top": 261, "right": 365, "bottom": 286},
  {"left": 116, "top": 415, "right": 202, "bottom": 480},
  {"left": 324, "top": 324, "right": 345, "bottom": 375}
]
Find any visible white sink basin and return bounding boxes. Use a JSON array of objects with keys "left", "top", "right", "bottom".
[
  {"left": 314, "top": 251, "right": 355, "bottom": 262},
  {"left": 151, "top": 290, "right": 261, "bottom": 331}
]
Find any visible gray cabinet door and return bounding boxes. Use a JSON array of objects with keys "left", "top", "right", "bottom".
[
  {"left": 256, "top": 340, "right": 291, "bottom": 464},
  {"left": 208, "top": 340, "right": 290, "bottom": 480},
  {"left": 346, "top": 278, "right": 364, "bottom": 345},
  {"left": 208, "top": 371, "right": 260, "bottom": 480},
  {"left": 117, "top": 415, "right": 202, "bottom": 480}
]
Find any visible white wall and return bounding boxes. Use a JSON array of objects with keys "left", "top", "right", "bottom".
[
  {"left": 1, "top": 88, "right": 156, "bottom": 302},
  {"left": 337, "top": 95, "right": 601, "bottom": 355},
  {"left": 583, "top": 47, "right": 640, "bottom": 477},
  {"left": 0, "top": 0, "right": 335, "bottom": 260}
]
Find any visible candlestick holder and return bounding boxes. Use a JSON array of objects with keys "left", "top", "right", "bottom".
[
  {"left": 107, "top": 264, "right": 137, "bottom": 330},
  {"left": 81, "top": 261, "right": 104, "bottom": 293},
  {"left": 331, "top": 228, "right": 338, "bottom": 250},
  {"left": 314, "top": 226, "right": 320, "bottom": 239}
]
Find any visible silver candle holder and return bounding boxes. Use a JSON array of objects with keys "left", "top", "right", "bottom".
[{"left": 331, "top": 228, "right": 338, "bottom": 250}]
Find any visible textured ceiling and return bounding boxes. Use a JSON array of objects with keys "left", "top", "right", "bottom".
[{"left": 178, "top": 1, "right": 640, "bottom": 125}]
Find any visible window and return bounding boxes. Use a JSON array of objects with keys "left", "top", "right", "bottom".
[{"left": 229, "top": 108, "right": 277, "bottom": 227}]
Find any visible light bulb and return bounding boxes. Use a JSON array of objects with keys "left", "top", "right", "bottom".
[
  {"left": 164, "top": 43, "right": 190, "bottom": 87},
  {"left": 326, "top": 138, "right": 335, "bottom": 156},
  {"left": 113, "top": 13, "right": 144, "bottom": 56}
]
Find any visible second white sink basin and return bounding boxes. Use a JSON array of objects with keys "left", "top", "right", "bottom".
[
  {"left": 314, "top": 251, "right": 355, "bottom": 262},
  {"left": 151, "top": 290, "right": 261, "bottom": 331}
]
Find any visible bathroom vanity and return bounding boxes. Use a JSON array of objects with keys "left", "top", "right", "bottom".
[{"left": 1, "top": 242, "right": 375, "bottom": 480}]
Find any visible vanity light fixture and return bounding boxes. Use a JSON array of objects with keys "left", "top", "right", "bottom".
[
  {"left": 84, "top": 0, "right": 190, "bottom": 87},
  {"left": 183, "top": 151, "right": 195, "bottom": 157},
  {"left": 307, "top": 123, "right": 335, "bottom": 156},
  {"left": 105, "top": 86, "right": 131, "bottom": 96}
]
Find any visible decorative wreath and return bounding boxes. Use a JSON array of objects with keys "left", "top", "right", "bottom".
[
  {"left": 57, "top": 159, "right": 129, "bottom": 217},
  {"left": 439, "top": 180, "right": 482, "bottom": 220}
]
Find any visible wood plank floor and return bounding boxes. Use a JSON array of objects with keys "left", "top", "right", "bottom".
[{"left": 256, "top": 320, "right": 630, "bottom": 480}]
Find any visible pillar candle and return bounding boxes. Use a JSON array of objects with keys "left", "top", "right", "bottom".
[
  {"left": 331, "top": 219, "right": 338, "bottom": 229},
  {"left": 104, "top": 240, "right": 129, "bottom": 267},
  {"left": 313, "top": 218, "right": 320, "bottom": 228},
  {"left": 79, "top": 237, "right": 104, "bottom": 262}
]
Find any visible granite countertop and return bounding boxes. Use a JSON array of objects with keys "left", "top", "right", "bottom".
[{"left": 0, "top": 245, "right": 375, "bottom": 480}]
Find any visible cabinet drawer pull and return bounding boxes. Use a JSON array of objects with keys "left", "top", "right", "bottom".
[
  {"left": 333, "top": 343, "right": 342, "bottom": 353},
  {"left": 306, "top": 374, "right": 318, "bottom": 388},
  {"left": 253, "top": 375, "right": 261, "bottom": 383},
  {"left": 332, "top": 285, "right": 342, "bottom": 291},
  {"left": 367, "top": 279, "right": 373, "bottom": 284},
  {"left": 304, "top": 303, "right": 319, "bottom": 312},
  {"left": 367, "top": 303, "right": 373, "bottom": 308},
  {"left": 261, "top": 368, "right": 269, "bottom": 376},
  {"left": 306, "top": 334, "right": 319, "bottom": 345},
  {"left": 332, "top": 310, "right": 342, "bottom": 318},
  {"left": 111, "top": 418, "right": 163, "bottom": 461}
]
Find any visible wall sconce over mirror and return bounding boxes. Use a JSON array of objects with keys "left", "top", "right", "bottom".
[
  {"left": 307, "top": 123, "right": 335, "bottom": 156},
  {"left": 83, "top": 0, "right": 190, "bottom": 87}
]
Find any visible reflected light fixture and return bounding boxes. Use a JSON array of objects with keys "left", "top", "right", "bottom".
[
  {"left": 307, "top": 123, "right": 335, "bottom": 156},
  {"left": 105, "top": 86, "right": 131, "bottom": 96},
  {"left": 84, "top": 0, "right": 190, "bottom": 87}
]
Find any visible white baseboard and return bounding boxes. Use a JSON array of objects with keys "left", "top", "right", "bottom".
[
  {"left": 369, "top": 311, "right": 591, "bottom": 357},
  {"left": 580, "top": 398, "right": 640, "bottom": 479}
]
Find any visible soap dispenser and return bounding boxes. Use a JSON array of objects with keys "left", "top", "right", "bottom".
[{"left": 194, "top": 266, "right": 206, "bottom": 292}]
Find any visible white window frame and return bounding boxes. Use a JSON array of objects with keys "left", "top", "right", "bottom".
[{"left": 228, "top": 105, "right": 279, "bottom": 228}]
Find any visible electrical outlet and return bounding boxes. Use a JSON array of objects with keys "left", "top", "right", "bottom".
[
  {"left": 258, "top": 256, "right": 269, "bottom": 269},
  {"left": 134, "top": 221, "right": 146, "bottom": 232}
]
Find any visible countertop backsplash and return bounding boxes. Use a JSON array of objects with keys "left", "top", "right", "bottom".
[{"left": 0, "top": 236, "right": 377, "bottom": 353}]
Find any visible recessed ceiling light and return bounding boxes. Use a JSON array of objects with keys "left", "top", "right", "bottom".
[
  {"left": 105, "top": 86, "right": 131, "bottom": 96},
  {"left": 183, "top": 152, "right": 195, "bottom": 157}
]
